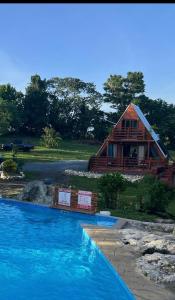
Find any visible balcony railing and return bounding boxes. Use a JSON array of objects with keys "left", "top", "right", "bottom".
[
  {"left": 89, "top": 156, "right": 166, "bottom": 170},
  {"left": 110, "top": 128, "right": 145, "bottom": 140}
]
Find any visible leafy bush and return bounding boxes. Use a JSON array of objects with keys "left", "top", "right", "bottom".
[
  {"left": 2, "top": 159, "right": 18, "bottom": 174},
  {"left": 166, "top": 199, "right": 175, "bottom": 218},
  {"left": 136, "top": 175, "right": 174, "bottom": 213},
  {"left": 98, "top": 172, "right": 127, "bottom": 209},
  {"left": 41, "top": 127, "right": 62, "bottom": 148}
]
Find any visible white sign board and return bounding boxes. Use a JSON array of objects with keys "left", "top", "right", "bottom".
[
  {"left": 58, "top": 188, "right": 71, "bottom": 206},
  {"left": 78, "top": 190, "right": 92, "bottom": 210}
]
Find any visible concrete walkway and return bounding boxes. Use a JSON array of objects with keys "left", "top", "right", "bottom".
[{"left": 83, "top": 224, "right": 175, "bottom": 300}]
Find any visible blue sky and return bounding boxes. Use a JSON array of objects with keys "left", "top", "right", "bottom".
[{"left": 0, "top": 4, "right": 175, "bottom": 110}]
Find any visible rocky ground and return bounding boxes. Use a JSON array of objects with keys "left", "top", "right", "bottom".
[
  {"left": 118, "top": 222, "right": 175, "bottom": 289},
  {"left": 84, "top": 223, "right": 175, "bottom": 300}
]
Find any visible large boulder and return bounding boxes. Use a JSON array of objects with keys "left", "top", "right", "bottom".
[{"left": 17, "top": 180, "right": 53, "bottom": 205}]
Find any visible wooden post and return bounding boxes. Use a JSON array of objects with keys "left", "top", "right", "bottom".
[
  {"left": 147, "top": 142, "right": 150, "bottom": 169},
  {"left": 106, "top": 141, "right": 109, "bottom": 166}
]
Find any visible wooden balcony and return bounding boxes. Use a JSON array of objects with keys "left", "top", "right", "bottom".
[
  {"left": 89, "top": 156, "right": 167, "bottom": 173},
  {"left": 110, "top": 128, "right": 145, "bottom": 141}
]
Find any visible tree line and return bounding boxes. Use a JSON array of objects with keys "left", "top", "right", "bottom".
[{"left": 0, "top": 72, "right": 175, "bottom": 149}]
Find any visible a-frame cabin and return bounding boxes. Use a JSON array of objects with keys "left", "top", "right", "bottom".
[{"left": 89, "top": 103, "right": 170, "bottom": 175}]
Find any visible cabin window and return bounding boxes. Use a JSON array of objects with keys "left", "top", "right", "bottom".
[
  {"left": 122, "top": 119, "right": 138, "bottom": 129},
  {"left": 131, "top": 120, "right": 138, "bottom": 128}
]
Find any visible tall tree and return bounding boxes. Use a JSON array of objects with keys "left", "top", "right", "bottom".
[
  {"left": 47, "top": 77, "right": 103, "bottom": 139},
  {"left": 0, "top": 84, "right": 24, "bottom": 133},
  {"left": 103, "top": 72, "right": 145, "bottom": 113},
  {"left": 0, "top": 98, "right": 12, "bottom": 135},
  {"left": 22, "top": 75, "right": 49, "bottom": 135}
]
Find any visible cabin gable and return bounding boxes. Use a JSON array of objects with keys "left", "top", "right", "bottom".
[{"left": 90, "top": 103, "right": 169, "bottom": 175}]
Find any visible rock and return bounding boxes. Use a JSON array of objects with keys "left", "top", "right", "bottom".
[
  {"left": 0, "top": 171, "right": 25, "bottom": 180},
  {"left": 173, "top": 227, "right": 175, "bottom": 236},
  {"left": 99, "top": 211, "right": 111, "bottom": 216},
  {"left": 156, "top": 218, "right": 175, "bottom": 224},
  {"left": 137, "top": 253, "right": 175, "bottom": 284},
  {"left": 119, "top": 228, "right": 175, "bottom": 255},
  {"left": 127, "top": 219, "right": 175, "bottom": 233},
  {"left": 64, "top": 169, "right": 143, "bottom": 182},
  {"left": 17, "top": 180, "right": 53, "bottom": 205}
]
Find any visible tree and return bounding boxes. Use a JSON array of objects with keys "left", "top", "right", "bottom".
[
  {"left": 0, "top": 84, "right": 24, "bottom": 134},
  {"left": 41, "top": 126, "right": 62, "bottom": 148},
  {"left": 0, "top": 98, "right": 12, "bottom": 135},
  {"left": 103, "top": 72, "right": 145, "bottom": 113},
  {"left": 22, "top": 75, "right": 49, "bottom": 135},
  {"left": 136, "top": 95, "right": 175, "bottom": 149},
  {"left": 47, "top": 77, "right": 103, "bottom": 139}
]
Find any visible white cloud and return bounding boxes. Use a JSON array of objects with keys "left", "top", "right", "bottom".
[{"left": 0, "top": 50, "right": 30, "bottom": 92}]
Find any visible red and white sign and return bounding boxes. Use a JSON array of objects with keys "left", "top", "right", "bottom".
[
  {"left": 77, "top": 190, "right": 92, "bottom": 210},
  {"left": 58, "top": 188, "right": 71, "bottom": 206}
]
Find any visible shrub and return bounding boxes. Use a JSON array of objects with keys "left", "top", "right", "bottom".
[
  {"left": 41, "top": 126, "right": 62, "bottom": 148},
  {"left": 2, "top": 159, "right": 18, "bottom": 174},
  {"left": 98, "top": 172, "right": 127, "bottom": 209},
  {"left": 12, "top": 144, "right": 19, "bottom": 159},
  {"left": 166, "top": 199, "right": 175, "bottom": 218},
  {"left": 136, "top": 175, "right": 174, "bottom": 213}
]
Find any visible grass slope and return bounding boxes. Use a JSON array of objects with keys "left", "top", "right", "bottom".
[{"left": 0, "top": 137, "right": 99, "bottom": 162}]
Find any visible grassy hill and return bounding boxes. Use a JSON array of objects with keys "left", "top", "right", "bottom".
[{"left": 0, "top": 137, "right": 99, "bottom": 163}]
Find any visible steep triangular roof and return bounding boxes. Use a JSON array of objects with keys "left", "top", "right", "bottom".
[
  {"left": 132, "top": 103, "right": 167, "bottom": 158},
  {"left": 97, "top": 103, "right": 168, "bottom": 158}
]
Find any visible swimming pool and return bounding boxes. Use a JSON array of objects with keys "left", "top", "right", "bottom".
[{"left": 0, "top": 199, "right": 135, "bottom": 300}]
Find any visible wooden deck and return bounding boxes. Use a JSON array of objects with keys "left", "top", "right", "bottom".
[{"left": 89, "top": 156, "right": 167, "bottom": 174}]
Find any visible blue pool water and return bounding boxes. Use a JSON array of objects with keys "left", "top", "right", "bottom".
[{"left": 0, "top": 199, "right": 135, "bottom": 300}]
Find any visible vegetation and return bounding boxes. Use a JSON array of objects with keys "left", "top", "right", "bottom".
[
  {"left": 98, "top": 173, "right": 127, "bottom": 209},
  {"left": 136, "top": 175, "right": 174, "bottom": 213},
  {"left": 166, "top": 199, "right": 175, "bottom": 218},
  {"left": 0, "top": 138, "right": 99, "bottom": 163},
  {"left": 0, "top": 71, "right": 175, "bottom": 148},
  {"left": 2, "top": 159, "right": 18, "bottom": 174},
  {"left": 68, "top": 173, "right": 175, "bottom": 221},
  {"left": 41, "top": 127, "right": 62, "bottom": 148},
  {"left": 69, "top": 176, "right": 99, "bottom": 192}
]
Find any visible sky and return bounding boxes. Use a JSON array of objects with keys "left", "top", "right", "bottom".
[{"left": 0, "top": 4, "right": 175, "bottom": 111}]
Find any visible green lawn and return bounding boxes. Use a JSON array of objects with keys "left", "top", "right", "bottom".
[
  {"left": 69, "top": 176, "right": 99, "bottom": 192},
  {"left": 0, "top": 137, "right": 99, "bottom": 163}
]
